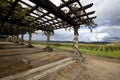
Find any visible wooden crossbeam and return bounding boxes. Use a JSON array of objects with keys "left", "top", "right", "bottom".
[
  {"left": 67, "top": 3, "right": 93, "bottom": 15},
  {"left": 40, "top": 0, "right": 77, "bottom": 18},
  {"left": 77, "top": 1, "right": 91, "bottom": 21},
  {"left": 29, "top": 5, "right": 39, "bottom": 13},
  {"left": 73, "top": 11, "right": 95, "bottom": 19},
  {"left": 0, "top": 0, "right": 96, "bottom": 33},
  {"left": 80, "top": 11, "right": 95, "bottom": 17},
  {"left": 0, "top": 17, "right": 26, "bottom": 26},
  {"left": 78, "top": 16, "right": 97, "bottom": 24},
  {"left": 6, "top": 0, "right": 20, "bottom": 18},
  {"left": 30, "top": 0, "right": 77, "bottom": 26},
  {"left": 58, "top": 0, "right": 77, "bottom": 9},
  {"left": 87, "top": 16, "right": 97, "bottom": 20},
  {"left": 19, "top": 0, "right": 33, "bottom": 7}
]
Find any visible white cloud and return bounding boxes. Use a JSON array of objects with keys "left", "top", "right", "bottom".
[
  {"left": 89, "top": 25, "right": 120, "bottom": 42},
  {"left": 90, "top": 33, "right": 109, "bottom": 42},
  {"left": 24, "top": 25, "right": 120, "bottom": 42}
]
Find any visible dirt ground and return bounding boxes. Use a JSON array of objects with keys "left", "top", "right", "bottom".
[
  {"left": 41, "top": 57, "right": 120, "bottom": 80},
  {"left": 0, "top": 42, "right": 68, "bottom": 78},
  {"left": 39, "top": 48, "right": 120, "bottom": 80},
  {"left": 0, "top": 42, "right": 120, "bottom": 80}
]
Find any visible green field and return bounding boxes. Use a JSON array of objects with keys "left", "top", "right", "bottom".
[{"left": 32, "top": 42, "right": 120, "bottom": 59}]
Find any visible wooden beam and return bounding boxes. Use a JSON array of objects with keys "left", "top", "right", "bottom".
[
  {"left": 73, "top": 11, "right": 95, "bottom": 19},
  {"left": 0, "top": 17, "right": 26, "bottom": 26},
  {"left": 81, "top": 11, "right": 95, "bottom": 17},
  {"left": 6, "top": 0, "right": 20, "bottom": 18},
  {"left": 29, "top": 5, "right": 39, "bottom": 13},
  {"left": 19, "top": 0, "right": 33, "bottom": 7},
  {"left": 30, "top": 0, "right": 76, "bottom": 26},
  {"left": 58, "top": 0, "right": 77, "bottom": 9},
  {"left": 67, "top": 3, "right": 93, "bottom": 15},
  {"left": 38, "top": 0, "right": 77, "bottom": 18}
]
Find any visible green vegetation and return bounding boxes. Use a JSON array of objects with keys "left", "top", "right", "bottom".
[{"left": 32, "top": 42, "right": 120, "bottom": 59}]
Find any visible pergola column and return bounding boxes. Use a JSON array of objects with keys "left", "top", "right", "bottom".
[
  {"left": 21, "top": 33, "right": 24, "bottom": 45},
  {"left": 73, "top": 26, "right": 84, "bottom": 61},
  {"left": 12, "top": 35, "right": 16, "bottom": 43},
  {"left": 28, "top": 32, "right": 33, "bottom": 47},
  {"left": 10, "top": 36, "right": 14, "bottom": 42},
  {"left": 15, "top": 34, "right": 19, "bottom": 44},
  {"left": 47, "top": 31, "right": 50, "bottom": 47},
  {"left": 44, "top": 31, "right": 53, "bottom": 52}
]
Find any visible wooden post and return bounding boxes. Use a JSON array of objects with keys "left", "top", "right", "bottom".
[
  {"left": 47, "top": 31, "right": 50, "bottom": 47},
  {"left": 13, "top": 35, "right": 16, "bottom": 43},
  {"left": 16, "top": 35, "right": 19, "bottom": 44},
  {"left": 11, "top": 36, "right": 14, "bottom": 42},
  {"left": 73, "top": 26, "right": 84, "bottom": 61},
  {"left": 21, "top": 34, "right": 24, "bottom": 45},
  {"left": 44, "top": 31, "right": 53, "bottom": 52},
  {"left": 28, "top": 32, "right": 33, "bottom": 47}
]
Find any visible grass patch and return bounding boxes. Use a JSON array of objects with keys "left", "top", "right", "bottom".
[
  {"left": 80, "top": 49, "right": 120, "bottom": 59},
  {"left": 32, "top": 42, "right": 120, "bottom": 59}
]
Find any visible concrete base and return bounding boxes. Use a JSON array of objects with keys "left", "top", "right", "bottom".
[
  {"left": 26, "top": 45, "right": 34, "bottom": 48},
  {"left": 43, "top": 46, "right": 53, "bottom": 52}
]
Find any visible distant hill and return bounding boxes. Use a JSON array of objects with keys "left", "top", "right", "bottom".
[
  {"left": 112, "top": 41, "right": 120, "bottom": 46},
  {"left": 32, "top": 40, "right": 111, "bottom": 44}
]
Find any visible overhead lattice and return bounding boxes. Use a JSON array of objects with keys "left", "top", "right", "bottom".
[{"left": 0, "top": 0, "right": 96, "bottom": 35}]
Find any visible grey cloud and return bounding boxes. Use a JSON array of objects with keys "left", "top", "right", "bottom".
[
  {"left": 95, "top": 0, "right": 120, "bottom": 26},
  {"left": 91, "top": 25, "right": 120, "bottom": 42},
  {"left": 51, "top": 29, "right": 74, "bottom": 41}
]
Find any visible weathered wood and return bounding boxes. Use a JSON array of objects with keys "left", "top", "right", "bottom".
[
  {"left": 0, "top": 0, "right": 96, "bottom": 37},
  {"left": 21, "top": 34, "right": 24, "bottom": 45},
  {"left": 15, "top": 35, "right": 19, "bottom": 44},
  {"left": 19, "top": 0, "right": 33, "bottom": 7},
  {"left": 30, "top": 0, "right": 76, "bottom": 26},
  {"left": 24, "top": 60, "right": 75, "bottom": 80},
  {"left": 58, "top": 0, "right": 77, "bottom": 9},
  {"left": 28, "top": 32, "right": 33, "bottom": 48},
  {"left": 74, "top": 11, "right": 95, "bottom": 19},
  {"left": 73, "top": 26, "right": 84, "bottom": 61},
  {"left": 5, "top": 0, "right": 20, "bottom": 18},
  {"left": 0, "top": 58, "right": 74, "bottom": 80},
  {"left": 44, "top": 31, "right": 53, "bottom": 52},
  {"left": 47, "top": 31, "right": 50, "bottom": 47}
]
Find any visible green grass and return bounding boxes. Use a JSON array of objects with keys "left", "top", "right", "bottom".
[
  {"left": 80, "top": 49, "right": 120, "bottom": 59},
  {"left": 52, "top": 45, "right": 120, "bottom": 59},
  {"left": 32, "top": 42, "right": 120, "bottom": 59}
]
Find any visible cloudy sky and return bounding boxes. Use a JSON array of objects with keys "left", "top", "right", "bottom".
[{"left": 24, "top": 0, "right": 120, "bottom": 42}]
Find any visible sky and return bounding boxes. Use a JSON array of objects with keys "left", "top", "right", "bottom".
[{"left": 24, "top": 0, "right": 120, "bottom": 42}]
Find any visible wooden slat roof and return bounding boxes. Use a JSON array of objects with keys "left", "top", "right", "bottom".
[{"left": 0, "top": 0, "right": 96, "bottom": 35}]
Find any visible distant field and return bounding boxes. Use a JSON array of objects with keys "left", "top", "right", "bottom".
[{"left": 32, "top": 42, "right": 120, "bottom": 59}]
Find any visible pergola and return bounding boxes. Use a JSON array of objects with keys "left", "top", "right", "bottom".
[{"left": 0, "top": 0, "right": 96, "bottom": 60}]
